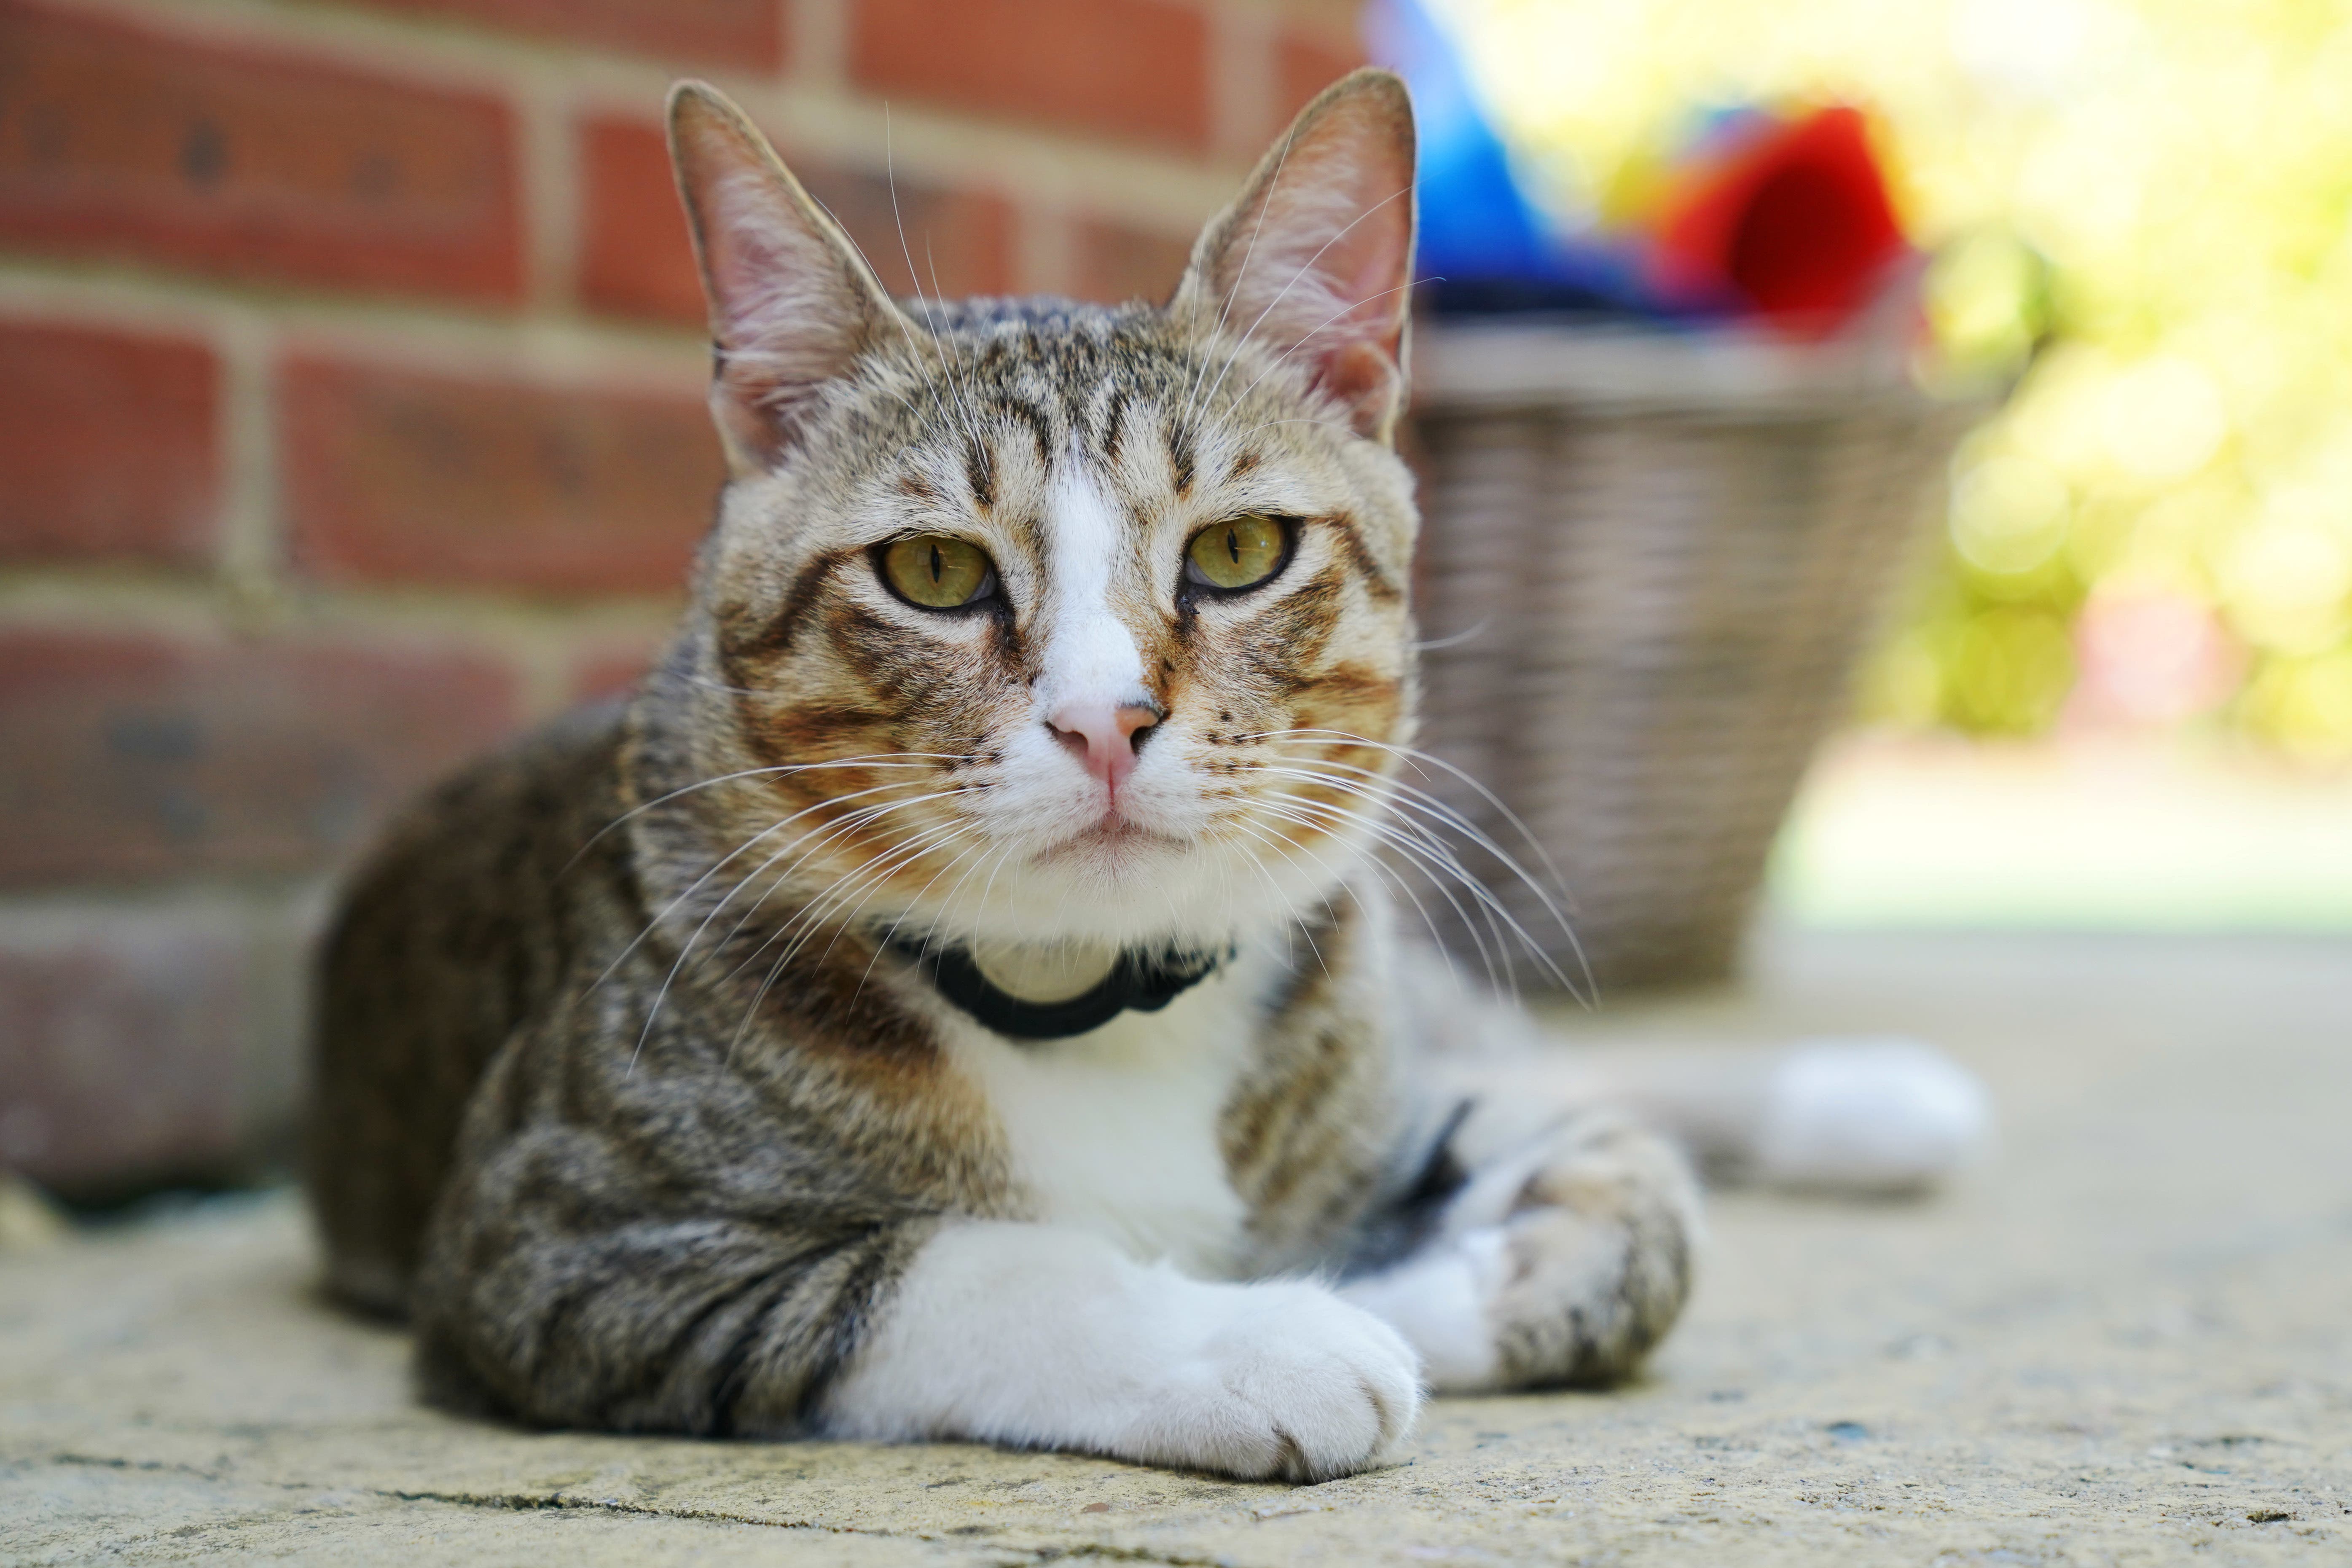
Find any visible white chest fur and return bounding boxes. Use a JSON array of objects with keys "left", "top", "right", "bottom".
[{"left": 940, "top": 960, "right": 1265, "bottom": 1277}]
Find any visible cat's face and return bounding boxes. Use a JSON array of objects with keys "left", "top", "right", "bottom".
[{"left": 653, "top": 75, "right": 1418, "bottom": 950}]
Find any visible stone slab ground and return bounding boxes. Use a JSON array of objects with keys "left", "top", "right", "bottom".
[{"left": 4, "top": 930, "right": 2347, "bottom": 1565}]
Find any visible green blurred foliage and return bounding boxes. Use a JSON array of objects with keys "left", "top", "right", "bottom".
[{"left": 1445, "top": 0, "right": 2352, "bottom": 759}]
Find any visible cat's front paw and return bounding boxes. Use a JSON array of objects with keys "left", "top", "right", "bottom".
[
  {"left": 1344, "top": 1114, "right": 1700, "bottom": 1393},
  {"left": 1122, "top": 1282, "right": 1423, "bottom": 1482}
]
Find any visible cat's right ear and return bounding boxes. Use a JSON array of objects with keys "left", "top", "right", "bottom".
[{"left": 668, "top": 82, "right": 910, "bottom": 474}]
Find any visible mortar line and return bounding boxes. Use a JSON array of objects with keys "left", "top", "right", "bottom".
[
  {"left": 212, "top": 306, "right": 283, "bottom": 616},
  {"left": 787, "top": 0, "right": 848, "bottom": 92}
]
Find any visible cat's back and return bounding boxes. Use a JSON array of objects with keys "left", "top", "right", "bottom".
[{"left": 306, "top": 701, "right": 638, "bottom": 1316}]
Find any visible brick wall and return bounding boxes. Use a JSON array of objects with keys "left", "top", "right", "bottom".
[{"left": 0, "top": 0, "right": 1364, "bottom": 1198}]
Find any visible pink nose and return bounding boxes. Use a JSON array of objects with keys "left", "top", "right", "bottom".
[{"left": 1048, "top": 702, "right": 1159, "bottom": 798}]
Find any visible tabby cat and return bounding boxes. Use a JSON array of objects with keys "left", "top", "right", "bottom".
[{"left": 306, "top": 70, "right": 1983, "bottom": 1482}]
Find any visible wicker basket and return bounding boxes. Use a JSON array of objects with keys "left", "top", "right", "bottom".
[{"left": 1402, "top": 314, "right": 1982, "bottom": 994}]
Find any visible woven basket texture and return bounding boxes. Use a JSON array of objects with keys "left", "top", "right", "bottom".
[{"left": 1401, "top": 318, "right": 1982, "bottom": 995}]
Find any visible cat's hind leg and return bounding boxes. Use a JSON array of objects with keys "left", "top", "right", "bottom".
[
  {"left": 1427, "top": 1036, "right": 1995, "bottom": 1194},
  {"left": 1340, "top": 1108, "right": 1701, "bottom": 1393},
  {"left": 1393, "top": 948, "right": 1993, "bottom": 1194},
  {"left": 1676, "top": 1036, "right": 1994, "bottom": 1193}
]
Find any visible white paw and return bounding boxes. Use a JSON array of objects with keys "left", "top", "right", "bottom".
[
  {"left": 1338, "top": 1228, "right": 1509, "bottom": 1392},
  {"left": 817, "top": 1226, "right": 1422, "bottom": 1482},
  {"left": 1754, "top": 1038, "right": 1995, "bottom": 1192},
  {"left": 1120, "top": 1281, "right": 1424, "bottom": 1481}
]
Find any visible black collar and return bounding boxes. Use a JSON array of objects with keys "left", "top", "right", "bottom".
[{"left": 891, "top": 938, "right": 1228, "bottom": 1041}]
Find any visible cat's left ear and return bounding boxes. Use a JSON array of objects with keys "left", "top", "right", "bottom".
[
  {"left": 1174, "top": 70, "right": 1418, "bottom": 444},
  {"left": 668, "top": 81, "right": 913, "bottom": 474}
]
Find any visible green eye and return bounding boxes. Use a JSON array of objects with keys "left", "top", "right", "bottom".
[
  {"left": 1185, "top": 514, "right": 1287, "bottom": 592},
  {"left": 882, "top": 534, "right": 996, "bottom": 609}
]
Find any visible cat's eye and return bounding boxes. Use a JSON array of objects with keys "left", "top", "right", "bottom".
[
  {"left": 881, "top": 534, "right": 997, "bottom": 609},
  {"left": 1184, "top": 514, "right": 1289, "bottom": 593}
]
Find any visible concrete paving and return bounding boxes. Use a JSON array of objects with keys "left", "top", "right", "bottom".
[{"left": 4, "top": 929, "right": 2348, "bottom": 1565}]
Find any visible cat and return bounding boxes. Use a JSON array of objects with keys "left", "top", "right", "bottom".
[{"left": 305, "top": 69, "right": 1986, "bottom": 1482}]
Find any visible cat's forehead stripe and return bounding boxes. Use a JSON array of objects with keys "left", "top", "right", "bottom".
[
  {"left": 995, "top": 396, "right": 1055, "bottom": 472},
  {"left": 1167, "top": 422, "right": 1195, "bottom": 499},
  {"left": 1099, "top": 385, "right": 1131, "bottom": 465},
  {"left": 964, "top": 441, "right": 995, "bottom": 510}
]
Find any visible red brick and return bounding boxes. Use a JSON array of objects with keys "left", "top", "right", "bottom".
[
  {"left": 1074, "top": 219, "right": 1194, "bottom": 305},
  {"left": 797, "top": 159, "right": 1017, "bottom": 305},
  {"left": 0, "top": 916, "right": 247, "bottom": 1193},
  {"left": 280, "top": 353, "right": 723, "bottom": 595},
  {"left": 569, "top": 631, "right": 666, "bottom": 705},
  {"left": 577, "top": 118, "right": 703, "bottom": 324},
  {"left": 0, "top": 320, "right": 220, "bottom": 568},
  {"left": 850, "top": 0, "right": 1210, "bottom": 151},
  {"left": 578, "top": 115, "right": 1015, "bottom": 326},
  {"left": 0, "top": 630, "right": 519, "bottom": 886},
  {"left": 0, "top": 3, "right": 522, "bottom": 305},
  {"left": 1275, "top": 29, "right": 1369, "bottom": 126},
  {"left": 358, "top": 0, "right": 785, "bottom": 69}
]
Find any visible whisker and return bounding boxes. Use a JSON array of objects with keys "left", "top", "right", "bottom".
[
  {"left": 770, "top": 820, "right": 975, "bottom": 977},
  {"left": 1239, "top": 728, "right": 1578, "bottom": 916},
  {"left": 1245, "top": 754, "right": 1569, "bottom": 934},
  {"left": 880, "top": 106, "right": 988, "bottom": 457},
  {"left": 1213, "top": 276, "right": 1422, "bottom": 423},
  {"left": 1249, "top": 782, "right": 1575, "bottom": 996},
  {"left": 1189, "top": 185, "right": 1415, "bottom": 425},
  {"left": 594, "top": 776, "right": 948, "bottom": 998},
  {"left": 919, "top": 236, "right": 1003, "bottom": 473},
  {"left": 1223, "top": 799, "right": 1471, "bottom": 991},
  {"left": 1215, "top": 814, "right": 1338, "bottom": 979},
  {"left": 751, "top": 806, "right": 977, "bottom": 960},
  {"left": 1245, "top": 768, "right": 1534, "bottom": 937},
  {"left": 624, "top": 788, "right": 972, "bottom": 1072},
  {"left": 1245, "top": 792, "right": 1518, "bottom": 994},
  {"left": 1177, "top": 129, "right": 1296, "bottom": 432},
  {"left": 698, "top": 793, "right": 974, "bottom": 980},
  {"left": 565, "top": 754, "right": 963, "bottom": 873},
  {"left": 900, "top": 835, "right": 1021, "bottom": 956},
  {"left": 1252, "top": 805, "right": 1511, "bottom": 999},
  {"left": 942, "top": 832, "right": 1023, "bottom": 951},
  {"left": 1410, "top": 616, "right": 1493, "bottom": 653},
  {"left": 717, "top": 815, "right": 974, "bottom": 1030},
  {"left": 849, "top": 830, "right": 1003, "bottom": 1002},
  {"left": 733, "top": 821, "right": 985, "bottom": 1054},
  {"left": 1277, "top": 740, "right": 1594, "bottom": 1000},
  {"left": 1222, "top": 417, "right": 1336, "bottom": 441}
]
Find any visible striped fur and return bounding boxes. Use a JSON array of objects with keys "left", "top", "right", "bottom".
[{"left": 305, "top": 71, "right": 1699, "bottom": 1480}]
